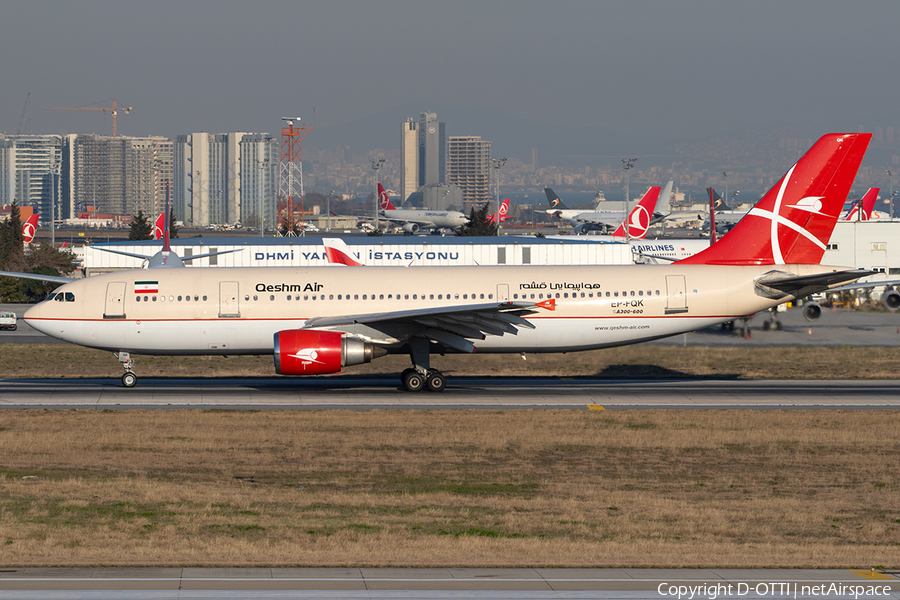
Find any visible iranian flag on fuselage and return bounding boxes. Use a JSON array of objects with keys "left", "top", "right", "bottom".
[{"left": 135, "top": 281, "right": 159, "bottom": 294}]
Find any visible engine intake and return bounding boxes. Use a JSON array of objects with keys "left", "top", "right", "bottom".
[
  {"left": 882, "top": 289, "right": 900, "bottom": 312},
  {"left": 402, "top": 222, "right": 419, "bottom": 234},
  {"left": 274, "top": 330, "right": 384, "bottom": 375},
  {"left": 802, "top": 301, "right": 822, "bottom": 321}
]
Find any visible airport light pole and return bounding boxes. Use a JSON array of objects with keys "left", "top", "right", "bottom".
[
  {"left": 622, "top": 158, "right": 638, "bottom": 244},
  {"left": 372, "top": 158, "right": 385, "bottom": 231},
  {"left": 888, "top": 170, "right": 894, "bottom": 219},
  {"left": 327, "top": 190, "right": 334, "bottom": 232},
  {"left": 722, "top": 171, "right": 728, "bottom": 210},
  {"left": 257, "top": 158, "right": 269, "bottom": 237},
  {"left": 49, "top": 155, "right": 60, "bottom": 247},
  {"left": 492, "top": 157, "right": 507, "bottom": 235}
]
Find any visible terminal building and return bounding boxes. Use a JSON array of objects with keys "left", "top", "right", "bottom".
[{"left": 83, "top": 236, "right": 632, "bottom": 275}]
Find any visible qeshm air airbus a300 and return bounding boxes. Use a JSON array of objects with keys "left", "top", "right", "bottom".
[{"left": 22, "top": 134, "right": 873, "bottom": 392}]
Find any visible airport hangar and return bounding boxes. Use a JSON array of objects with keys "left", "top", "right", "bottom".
[{"left": 82, "top": 235, "right": 633, "bottom": 274}]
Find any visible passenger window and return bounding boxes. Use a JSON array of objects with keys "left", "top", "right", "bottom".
[
  {"left": 488, "top": 294, "right": 492, "bottom": 299},
  {"left": 252, "top": 295, "right": 257, "bottom": 301},
  {"left": 143, "top": 295, "right": 149, "bottom": 302},
  {"left": 203, "top": 296, "right": 207, "bottom": 301},
  {"left": 329, "top": 295, "right": 334, "bottom": 300},
  {"left": 380, "top": 295, "right": 384, "bottom": 300},
  {"left": 564, "top": 293, "right": 568, "bottom": 298},
  {"left": 354, "top": 295, "right": 359, "bottom": 300},
  {"left": 287, "top": 295, "right": 291, "bottom": 301},
  {"left": 304, "top": 295, "right": 309, "bottom": 301},
  {"left": 362, "top": 294, "right": 367, "bottom": 300},
  {"left": 513, "top": 294, "right": 518, "bottom": 299},
  {"left": 480, "top": 294, "right": 484, "bottom": 299},
  {"left": 430, "top": 294, "right": 434, "bottom": 300},
  {"left": 194, "top": 296, "right": 198, "bottom": 301},
  {"left": 320, "top": 295, "right": 325, "bottom": 300},
  {"left": 438, "top": 294, "right": 442, "bottom": 300},
  {"left": 404, "top": 294, "right": 409, "bottom": 300},
  {"left": 136, "top": 296, "right": 141, "bottom": 302},
  {"left": 463, "top": 294, "right": 467, "bottom": 300},
  {"left": 152, "top": 296, "right": 157, "bottom": 302},
  {"left": 186, "top": 295, "right": 191, "bottom": 302}
]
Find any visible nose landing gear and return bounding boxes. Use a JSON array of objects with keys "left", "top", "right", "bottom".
[{"left": 115, "top": 352, "right": 137, "bottom": 388}]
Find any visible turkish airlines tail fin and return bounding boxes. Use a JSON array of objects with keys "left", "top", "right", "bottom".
[
  {"left": 22, "top": 214, "right": 39, "bottom": 244},
  {"left": 611, "top": 186, "right": 661, "bottom": 239},
  {"left": 677, "top": 133, "right": 872, "bottom": 266},
  {"left": 543, "top": 187, "right": 567, "bottom": 210},
  {"left": 378, "top": 183, "right": 397, "bottom": 211},
  {"left": 323, "top": 238, "right": 364, "bottom": 266},
  {"left": 488, "top": 198, "right": 510, "bottom": 225},
  {"left": 845, "top": 187, "right": 880, "bottom": 221}
]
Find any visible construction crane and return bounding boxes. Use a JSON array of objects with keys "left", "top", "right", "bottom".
[{"left": 46, "top": 99, "right": 133, "bottom": 137}]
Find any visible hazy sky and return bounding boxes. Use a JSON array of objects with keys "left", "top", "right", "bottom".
[{"left": 3, "top": 0, "right": 899, "bottom": 144}]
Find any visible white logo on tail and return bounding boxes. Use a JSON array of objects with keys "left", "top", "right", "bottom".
[
  {"left": 747, "top": 165, "right": 828, "bottom": 264},
  {"left": 291, "top": 348, "right": 324, "bottom": 364},
  {"left": 22, "top": 222, "right": 36, "bottom": 242},
  {"left": 628, "top": 205, "right": 650, "bottom": 237},
  {"left": 786, "top": 196, "right": 826, "bottom": 215}
]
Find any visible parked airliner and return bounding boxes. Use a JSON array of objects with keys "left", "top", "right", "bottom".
[
  {"left": 20, "top": 134, "right": 873, "bottom": 392},
  {"left": 376, "top": 184, "right": 468, "bottom": 233}
]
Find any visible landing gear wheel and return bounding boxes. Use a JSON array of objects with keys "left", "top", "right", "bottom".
[
  {"left": 426, "top": 370, "right": 446, "bottom": 392},
  {"left": 402, "top": 370, "right": 426, "bottom": 392},
  {"left": 121, "top": 372, "right": 137, "bottom": 388}
]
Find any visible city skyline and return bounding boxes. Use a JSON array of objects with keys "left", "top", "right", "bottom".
[{"left": 2, "top": 1, "right": 899, "bottom": 164}]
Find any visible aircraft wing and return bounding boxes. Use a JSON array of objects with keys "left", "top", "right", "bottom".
[
  {"left": 303, "top": 300, "right": 553, "bottom": 353},
  {"left": 754, "top": 269, "right": 873, "bottom": 298},
  {"left": 0, "top": 270, "right": 75, "bottom": 284},
  {"left": 827, "top": 278, "right": 900, "bottom": 293},
  {"left": 570, "top": 212, "right": 620, "bottom": 226}
]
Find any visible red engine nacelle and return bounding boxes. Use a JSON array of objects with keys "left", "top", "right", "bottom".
[{"left": 274, "top": 329, "right": 381, "bottom": 375}]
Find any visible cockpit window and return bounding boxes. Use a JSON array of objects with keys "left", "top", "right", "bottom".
[
  {"left": 55, "top": 294, "right": 64, "bottom": 302},
  {"left": 46, "top": 293, "right": 57, "bottom": 301},
  {"left": 65, "top": 292, "right": 75, "bottom": 302}
]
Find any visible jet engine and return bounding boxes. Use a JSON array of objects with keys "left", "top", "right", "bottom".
[
  {"left": 802, "top": 301, "right": 822, "bottom": 321},
  {"left": 882, "top": 289, "right": 900, "bottom": 312},
  {"left": 402, "top": 223, "right": 420, "bottom": 234},
  {"left": 274, "top": 330, "right": 384, "bottom": 375}
]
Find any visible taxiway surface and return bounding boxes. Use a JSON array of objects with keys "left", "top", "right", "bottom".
[
  {"left": 2, "top": 376, "right": 900, "bottom": 409},
  {"left": 0, "top": 567, "right": 895, "bottom": 599}
]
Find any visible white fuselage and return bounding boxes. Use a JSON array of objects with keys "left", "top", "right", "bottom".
[
  {"left": 380, "top": 209, "right": 468, "bottom": 230},
  {"left": 24, "top": 263, "right": 837, "bottom": 358}
]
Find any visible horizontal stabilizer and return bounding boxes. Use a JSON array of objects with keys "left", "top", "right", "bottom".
[{"left": 754, "top": 269, "right": 872, "bottom": 299}]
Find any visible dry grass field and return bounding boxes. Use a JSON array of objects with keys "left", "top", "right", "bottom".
[
  {"left": 0, "top": 409, "right": 898, "bottom": 568},
  {"left": 4, "top": 343, "right": 900, "bottom": 379}
]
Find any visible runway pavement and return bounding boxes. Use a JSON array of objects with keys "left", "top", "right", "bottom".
[
  {"left": 1, "top": 376, "right": 900, "bottom": 409},
  {"left": 0, "top": 567, "right": 895, "bottom": 598}
]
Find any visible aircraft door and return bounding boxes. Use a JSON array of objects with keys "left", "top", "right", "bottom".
[
  {"left": 665, "top": 275, "right": 688, "bottom": 314},
  {"left": 219, "top": 281, "right": 240, "bottom": 318},
  {"left": 103, "top": 282, "right": 127, "bottom": 319},
  {"left": 497, "top": 283, "right": 509, "bottom": 302}
]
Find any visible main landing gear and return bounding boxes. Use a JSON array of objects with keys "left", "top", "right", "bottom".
[
  {"left": 116, "top": 351, "right": 137, "bottom": 388},
  {"left": 401, "top": 337, "right": 447, "bottom": 392}
]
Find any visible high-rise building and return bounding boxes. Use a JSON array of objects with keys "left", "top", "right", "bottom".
[
  {"left": 239, "top": 134, "right": 278, "bottom": 229},
  {"left": 70, "top": 135, "right": 173, "bottom": 219},
  {"left": 0, "top": 135, "right": 63, "bottom": 225},
  {"left": 418, "top": 112, "right": 445, "bottom": 186},
  {"left": 174, "top": 132, "right": 275, "bottom": 227},
  {"left": 447, "top": 136, "right": 491, "bottom": 212},
  {"left": 400, "top": 118, "right": 418, "bottom": 203}
]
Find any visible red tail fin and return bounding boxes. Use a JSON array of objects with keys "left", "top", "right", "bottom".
[
  {"left": 844, "top": 188, "right": 879, "bottom": 221},
  {"left": 153, "top": 213, "right": 165, "bottom": 240},
  {"left": 678, "top": 133, "right": 871, "bottom": 265},
  {"left": 488, "top": 198, "right": 510, "bottom": 225},
  {"left": 22, "top": 214, "right": 39, "bottom": 244},
  {"left": 378, "top": 183, "right": 396, "bottom": 211},
  {"left": 611, "top": 186, "right": 660, "bottom": 239},
  {"left": 860, "top": 187, "right": 879, "bottom": 220}
]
